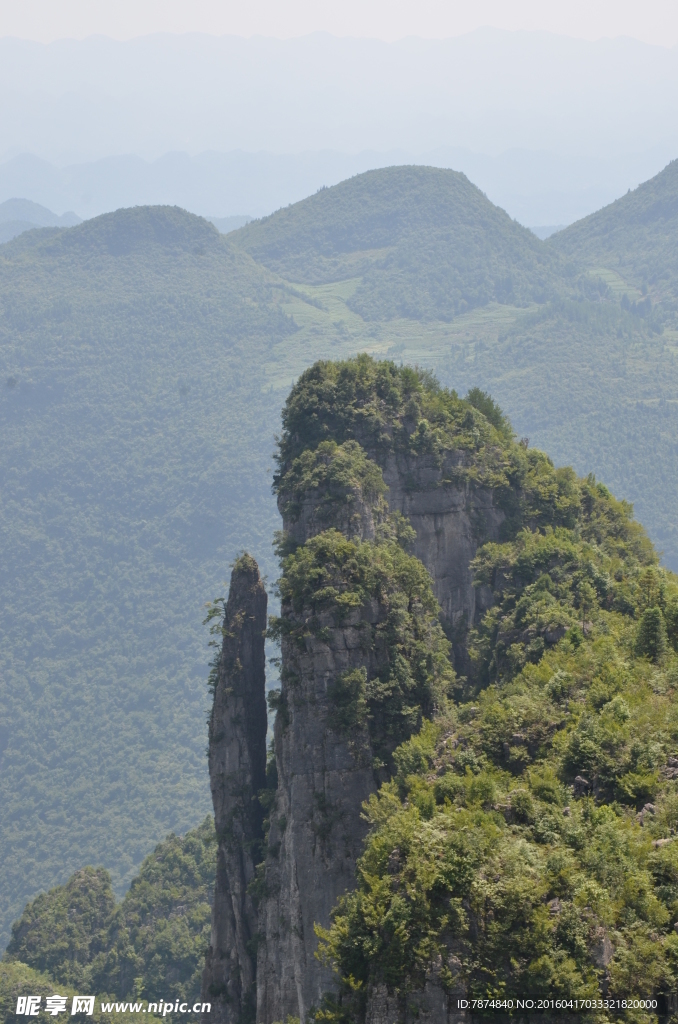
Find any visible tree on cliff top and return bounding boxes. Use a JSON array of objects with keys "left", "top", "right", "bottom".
[{"left": 272, "top": 357, "right": 678, "bottom": 1017}]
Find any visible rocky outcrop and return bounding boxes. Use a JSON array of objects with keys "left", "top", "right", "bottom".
[
  {"left": 256, "top": 601, "right": 382, "bottom": 1023},
  {"left": 378, "top": 450, "right": 503, "bottom": 655},
  {"left": 365, "top": 973, "right": 469, "bottom": 1024},
  {"left": 276, "top": 439, "right": 387, "bottom": 548},
  {"left": 207, "top": 362, "right": 515, "bottom": 1024},
  {"left": 278, "top": 441, "right": 504, "bottom": 657},
  {"left": 203, "top": 555, "right": 268, "bottom": 1024},
  {"left": 205, "top": 358, "right": 667, "bottom": 1024},
  {"left": 280, "top": 479, "right": 380, "bottom": 547}
]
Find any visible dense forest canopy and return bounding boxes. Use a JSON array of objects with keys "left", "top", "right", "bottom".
[
  {"left": 0, "top": 207, "right": 295, "bottom": 943},
  {"left": 549, "top": 158, "right": 678, "bottom": 330},
  {"left": 1, "top": 161, "right": 678, "bottom": 948},
  {"left": 0, "top": 819, "right": 215, "bottom": 1023}
]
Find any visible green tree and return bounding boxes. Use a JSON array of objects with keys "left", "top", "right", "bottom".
[{"left": 635, "top": 606, "right": 667, "bottom": 661}]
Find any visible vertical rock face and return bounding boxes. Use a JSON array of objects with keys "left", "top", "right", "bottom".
[
  {"left": 255, "top": 433, "right": 458, "bottom": 1022},
  {"left": 256, "top": 602, "right": 381, "bottom": 1023},
  {"left": 279, "top": 439, "right": 504, "bottom": 657},
  {"left": 256, "top": 470, "right": 383, "bottom": 1021},
  {"left": 207, "top": 359, "right": 523, "bottom": 1024},
  {"left": 379, "top": 451, "right": 504, "bottom": 657},
  {"left": 274, "top": 362, "right": 514, "bottom": 662},
  {"left": 203, "top": 555, "right": 268, "bottom": 1024}
]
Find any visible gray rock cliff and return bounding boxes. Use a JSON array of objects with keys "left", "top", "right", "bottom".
[
  {"left": 378, "top": 450, "right": 503, "bottom": 662},
  {"left": 277, "top": 437, "right": 503, "bottom": 654},
  {"left": 256, "top": 440, "right": 493, "bottom": 1022},
  {"left": 256, "top": 464, "right": 383, "bottom": 1021},
  {"left": 256, "top": 600, "right": 382, "bottom": 1023},
  {"left": 203, "top": 555, "right": 268, "bottom": 1024},
  {"left": 207, "top": 362, "right": 514, "bottom": 1024}
]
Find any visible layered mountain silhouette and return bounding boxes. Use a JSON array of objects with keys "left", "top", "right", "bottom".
[
  {"left": 0, "top": 197, "right": 80, "bottom": 245},
  {"left": 1, "top": 161, "right": 677, "bottom": 950}
]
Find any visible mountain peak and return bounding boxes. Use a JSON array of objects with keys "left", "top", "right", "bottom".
[
  {"left": 232, "top": 164, "right": 560, "bottom": 319},
  {"left": 548, "top": 157, "right": 678, "bottom": 324},
  {"left": 57, "top": 205, "right": 220, "bottom": 257},
  {"left": 0, "top": 198, "right": 80, "bottom": 228}
]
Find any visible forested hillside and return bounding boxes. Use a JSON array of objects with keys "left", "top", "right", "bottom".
[
  {"left": 233, "top": 165, "right": 569, "bottom": 320},
  {"left": 549, "top": 158, "right": 678, "bottom": 329},
  {"left": 2, "top": 163, "right": 678, "bottom": 950},
  {"left": 1, "top": 818, "right": 215, "bottom": 1020},
  {"left": 0, "top": 207, "right": 345, "bottom": 944}
]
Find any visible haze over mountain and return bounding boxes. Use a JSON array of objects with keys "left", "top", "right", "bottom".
[
  {"left": 0, "top": 198, "right": 80, "bottom": 244},
  {"left": 1, "top": 161, "right": 677, "bottom": 949},
  {"left": 0, "top": 31, "right": 677, "bottom": 225}
]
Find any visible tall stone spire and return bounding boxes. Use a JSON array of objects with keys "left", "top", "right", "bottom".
[{"left": 202, "top": 554, "right": 268, "bottom": 1024}]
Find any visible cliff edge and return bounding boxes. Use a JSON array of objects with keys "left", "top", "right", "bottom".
[{"left": 205, "top": 357, "right": 675, "bottom": 1024}]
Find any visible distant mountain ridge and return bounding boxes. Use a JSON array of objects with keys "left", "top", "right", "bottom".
[
  {"left": 233, "top": 165, "right": 568, "bottom": 320},
  {"left": 2, "top": 160, "right": 678, "bottom": 951},
  {"left": 0, "top": 198, "right": 80, "bottom": 227},
  {"left": 0, "top": 198, "right": 80, "bottom": 245},
  {"left": 529, "top": 224, "right": 566, "bottom": 240},
  {"left": 0, "top": 30, "right": 677, "bottom": 226},
  {"left": 0, "top": 146, "right": 668, "bottom": 228},
  {"left": 36, "top": 205, "right": 218, "bottom": 257},
  {"left": 549, "top": 158, "right": 678, "bottom": 326},
  {"left": 207, "top": 214, "right": 251, "bottom": 234}
]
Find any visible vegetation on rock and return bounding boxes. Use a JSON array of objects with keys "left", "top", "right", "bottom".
[
  {"left": 276, "top": 440, "right": 388, "bottom": 535},
  {"left": 270, "top": 528, "right": 454, "bottom": 765},
  {"left": 8, "top": 343, "right": 678, "bottom": 1017},
  {"left": 276, "top": 355, "right": 514, "bottom": 470},
  {"left": 270, "top": 357, "right": 678, "bottom": 1018}
]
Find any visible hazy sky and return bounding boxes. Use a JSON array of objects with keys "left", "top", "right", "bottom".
[{"left": 2, "top": 0, "right": 678, "bottom": 46}]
